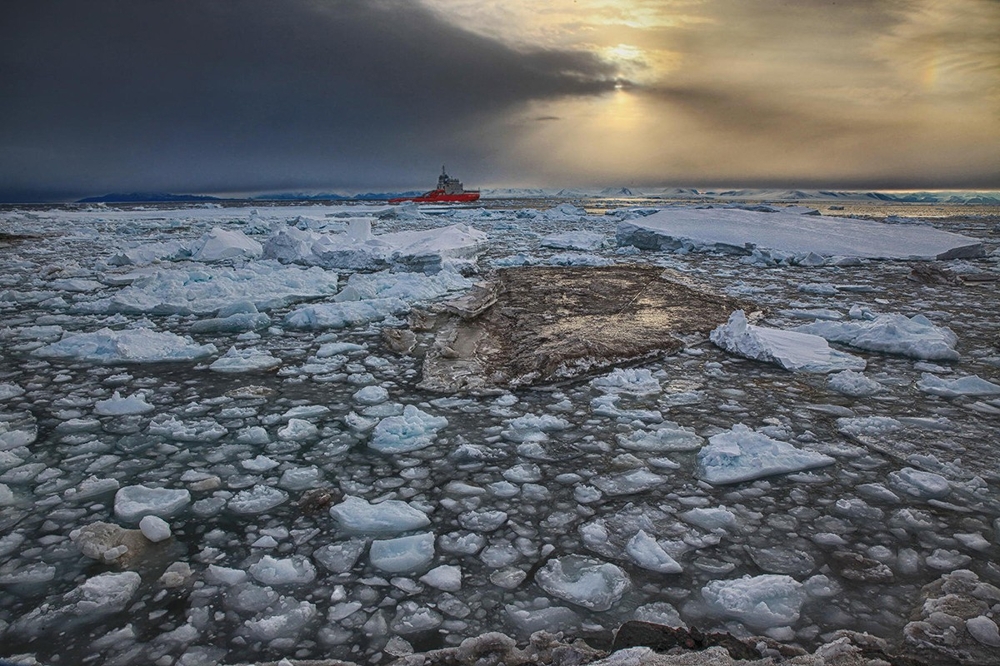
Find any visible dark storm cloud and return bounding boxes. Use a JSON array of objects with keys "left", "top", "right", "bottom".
[{"left": 0, "top": 0, "right": 619, "bottom": 201}]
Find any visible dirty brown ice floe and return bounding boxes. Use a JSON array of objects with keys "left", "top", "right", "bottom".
[{"left": 414, "top": 265, "right": 748, "bottom": 392}]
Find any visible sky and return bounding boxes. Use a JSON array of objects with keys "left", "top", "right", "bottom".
[{"left": 1, "top": 0, "right": 998, "bottom": 201}]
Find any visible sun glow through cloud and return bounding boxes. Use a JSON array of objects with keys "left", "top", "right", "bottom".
[{"left": 421, "top": 0, "right": 1000, "bottom": 188}]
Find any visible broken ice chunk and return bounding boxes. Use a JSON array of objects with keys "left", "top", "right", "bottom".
[
  {"left": 696, "top": 424, "right": 835, "bottom": 485},
  {"left": 887, "top": 467, "right": 950, "bottom": 500},
  {"left": 916, "top": 373, "right": 1000, "bottom": 398},
  {"left": 702, "top": 574, "right": 805, "bottom": 629},
  {"left": 626, "top": 530, "right": 683, "bottom": 573},
  {"left": 248, "top": 555, "right": 316, "bottom": 585},
  {"left": 329, "top": 496, "right": 430, "bottom": 535},
  {"left": 796, "top": 313, "right": 959, "bottom": 361},
  {"left": 590, "top": 368, "right": 661, "bottom": 395},
  {"left": 369, "top": 533, "right": 435, "bottom": 574},
  {"left": 93, "top": 391, "right": 155, "bottom": 415},
  {"left": 534, "top": 555, "right": 630, "bottom": 611},
  {"left": 711, "top": 311, "right": 865, "bottom": 373},
  {"left": 314, "top": 539, "right": 367, "bottom": 573},
  {"left": 369, "top": 405, "right": 448, "bottom": 453},
  {"left": 616, "top": 421, "right": 704, "bottom": 452},
  {"left": 591, "top": 469, "right": 666, "bottom": 496},
  {"left": 228, "top": 485, "right": 288, "bottom": 514},
  {"left": 209, "top": 346, "right": 281, "bottom": 373},
  {"left": 680, "top": 506, "right": 737, "bottom": 530},
  {"left": 828, "top": 370, "right": 883, "bottom": 397},
  {"left": 114, "top": 485, "right": 190, "bottom": 524},
  {"left": 419, "top": 564, "right": 462, "bottom": 592},
  {"left": 33, "top": 327, "right": 217, "bottom": 363},
  {"left": 138, "top": 515, "right": 171, "bottom": 542}
]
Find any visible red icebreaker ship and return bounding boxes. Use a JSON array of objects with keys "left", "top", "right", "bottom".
[{"left": 389, "top": 167, "right": 480, "bottom": 204}]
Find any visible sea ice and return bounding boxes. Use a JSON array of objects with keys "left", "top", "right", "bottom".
[
  {"left": 696, "top": 424, "right": 835, "bottom": 485},
  {"left": 828, "top": 370, "right": 883, "bottom": 397},
  {"left": 248, "top": 555, "right": 316, "bottom": 585},
  {"left": 244, "top": 600, "right": 317, "bottom": 641},
  {"left": 191, "top": 227, "right": 263, "bottom": 262},
  {"left": 680, "top": 507, "right": 738, "bottom": 531},
  {"left": 228, "top": 485, "right": 288, "bottom": 514},
  {"left": 369, "top": 533, "right": 436, "bottom": 574},
  {"left": 0, "top": 383, "right": 26, "bottom": 401},
  {"left": 87, "top": 264, "right": 339, "bottom": 316},
  {"left": 284, "top": 298, "right": 410, "bottom": 330},
  {"left": 916, "top": 373, "right": 1000, "bottom": 398},
  {"left": 591, "top": 469, "right": 666, "bottom": 496},
  {"left": 616, "top": 421, "right": 704, "bottom": 452},
  {"left": 501, "top": 414, "right": 569, "bottom": 442},
  {"left": 114, "top": 485, "right": 191, "bottom": 524},
  {"left": 329, "top": 496, "right": 431, "bottom": 534},
  {"left": 264, "top": 222, "right": 485, "bottom": 272},
  {"left": 314, "top": 539, "right": 367, "bottom": 573},
  {"left": 419, "top": 564, "right": 462, "bottom": 592},
  {"left": 33, "top": 327, "right": 217, "bottom": 363},
  {"left": 626, "top": 530, "right": 683, "bottom": 573},
  {"left": 369, "top": 405, "right": 448, "bottom": 453},
  {"left": 534, "top": 555, "right": 630, "bottom": 611},
  {"left": 796, "top": 314, "right": 960, "bottom": 361},
  {"left": 711, "top": 311, "right": 865, "bottom": 373},
  {"left": 353, "top": 385, "right": 389, "bottom": 405},
  {"left": 209, "top": 346, "right": 281, "bottom": 372},
  {"left": 505, "top": 601, "right": 581, "bottom": 635},
  {"left": 888, "top": 467, "right": 951, "bottom": 500},
  {"left": 335, "top": 270, "right": 472, "bottom": 303},
  {"left": 617, "top": 207, "right": 983, "bottom": 260},
  {"left": 590, "top": 368, "right": 661, "bottom": 395},
  {"left": 93, "top": 390, "right": 155, "bottom": 415},
  {"left": 138, "top": 515, "right": 171, "bottom": 542},
  {"left": 702, "top": 574, "right": 805, "bottom": 629}
]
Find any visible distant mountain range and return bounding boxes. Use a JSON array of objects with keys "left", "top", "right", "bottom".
[
  {"left": 76, "top": 189, "right": 1000, "bottom": 205},
  {"left": 77, "top": 192, "right": 222, "bottom": 203}
]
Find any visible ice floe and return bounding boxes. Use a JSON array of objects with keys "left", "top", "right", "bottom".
[
  {"left": 368, "top": 405, "right": 448, "bottom": 453},
  {"left": 795, "top": 313, "right": 960, "bottom": 361},
  {"left": 696, "top": 424, "right": 835, "bottom": 484},
  {"left": 33, "top": 327, "right": 217, "bottom": 363},
  {"left": 535, "top": 555, "right": 631, "bottom": 611},
  {"left": 711, "top": 310, "right": 865, "bottom": 373},
  {"left": 916, "top": 373, "right": 1000, "bottom": 397},
  {"left": 368, "top": 532, "right": 435, "bottom": 573},
  {"left": 617, "top": 207, "right": 984, "bottom": 260},
  {"left": 329, "top": 496, "right": 431, "bottom": 534},
  {"left": 702, "top": 574, "right": 805, "bottom": 629}
]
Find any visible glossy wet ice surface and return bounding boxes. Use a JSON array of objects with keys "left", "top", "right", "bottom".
[{"left": 0, "top": 201, "right": 998, "bottom": 665}]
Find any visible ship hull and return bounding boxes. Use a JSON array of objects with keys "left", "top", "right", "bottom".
[{"left": 389, "top": 190, "right": 481, "bottom": 204}]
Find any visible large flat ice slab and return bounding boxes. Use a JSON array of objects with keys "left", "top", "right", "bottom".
[{"left": 617, "top": 207, "right": 984, "bottom": 260}]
